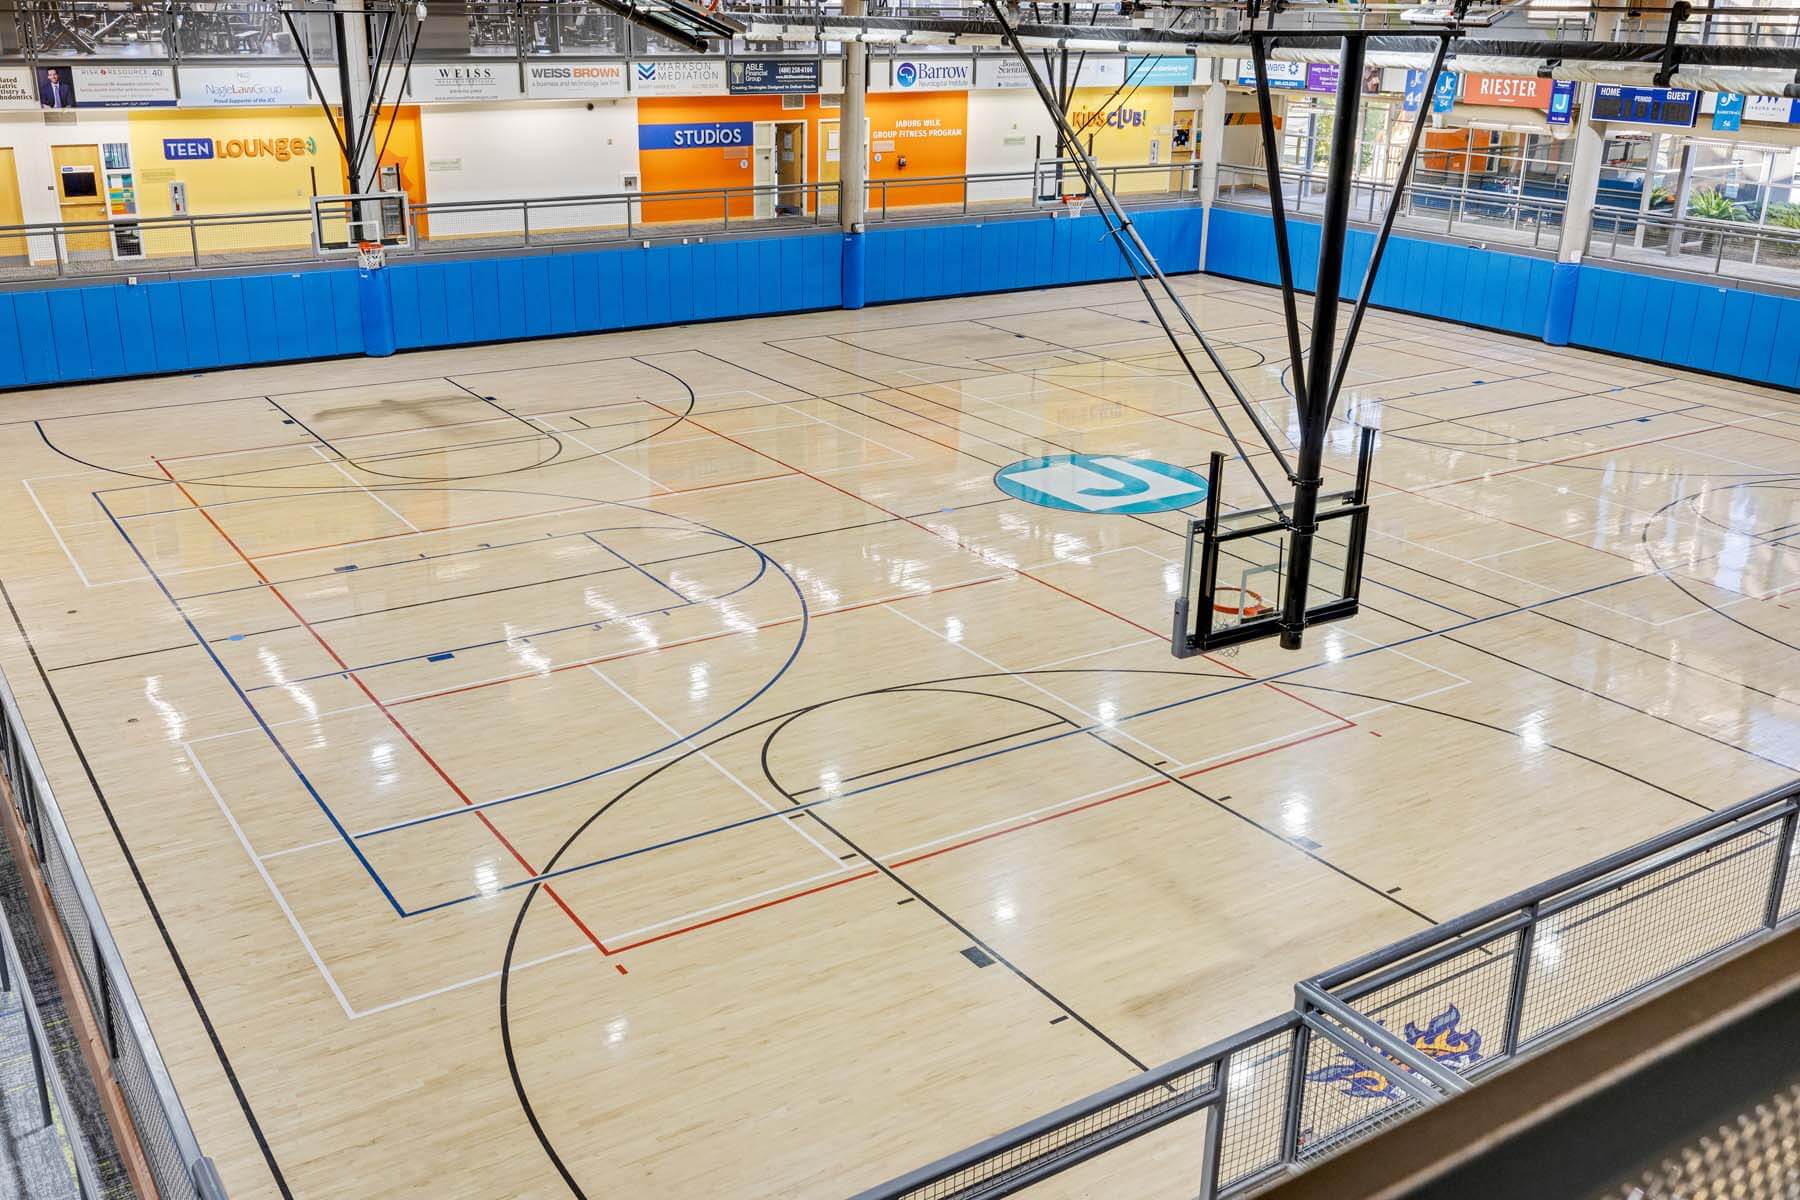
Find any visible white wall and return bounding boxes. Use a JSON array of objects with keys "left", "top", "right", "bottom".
[
  {"left": 419, "top": 99, "right": 640, "bottom": 237},
  {"left": 0, "top": 111, "right": 132, "bottom": 225},
  {"left": 966, "top": 89, "right": 1056, "bottom": 202}
]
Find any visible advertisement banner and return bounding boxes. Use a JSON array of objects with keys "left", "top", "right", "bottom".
[
  {"left": 1712, "top": 91, "right": 1744, "bottom": 132},
  {"left": 876, "top": 58, "right": 974, "bottom": 92},
  {"left": 179, "top": 66, "right": 316, "bottom": 108},
  {"left": 0, "top": 66, "right": 35, "bottom": 110},
  {"left": 1743, "top": 94, "right": 1797, "bottom": 124},
  {"left": 975, "top": 56, "right": 1032, "bottom": 89},
  {"left": 408, "top": 64, "right": 522, "bottom": 102},
  {"left": 639, "top": 121, "right": 753, "bottom": 150},
  {"left": 1075, "top": 57, "right": 1125, "bottom": 87},
  {"left": 1462, "top": 73, "right": 1552, "bottom": 109},
  {"left": 630, "top": 59, "right": 727, "bottom": 96},
  {"left": 1235, "top": 59, "right": 1307, "bottom": 90},
  {"left": 727, "top": 58, "right": 820, "bottom": 94},
  {"left": 1125, "top": 57, "right": 1195, "bottom": 87},
  {"left": 525, "top": 62, "right": 627, "bottom": 99},
  {"left": 50, "top": 65, "right": 175, "bottom": 108},
  {"left": 1305, "top": 63, "right": 1339, "bottom": 92},
  {"left": 1592, "top": 85, "right": 1697, "bottom": 127}
]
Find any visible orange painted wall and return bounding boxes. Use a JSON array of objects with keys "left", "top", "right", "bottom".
[
  {"left": 637, "top": 95, "right": 830, "bottom": 221},
  {"left": 336, "top": 105, "right": 429, "bottom": 235},
  {"left": 866, "top": 91, "right": 968, "bottom": 209},
  {"left": 636, "top": 92, "right": 970, "bottom": 221}
]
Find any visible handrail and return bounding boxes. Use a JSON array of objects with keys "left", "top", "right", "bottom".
[{"left": 0, "top": 666, "right": 227, "bottom": 1199}]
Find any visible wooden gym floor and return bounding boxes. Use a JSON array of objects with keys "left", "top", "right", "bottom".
[{"left": 0, "top": 273, "right": 1795, "bottom": 1200}]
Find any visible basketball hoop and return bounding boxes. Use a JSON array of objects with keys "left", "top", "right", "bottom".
[
  {"left": 1212, "top": 587, "right": 1270, "bottom": 619},
  {"left": 1057, "top": 193, "right": 1085, "bottom": 219},
  {"left": 356, "top": 240, "right": 386, "bottom": 271}
]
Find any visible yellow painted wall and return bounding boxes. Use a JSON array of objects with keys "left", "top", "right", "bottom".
[
  {"left": 1067, "top": 86, "right": 1175, "bottom": 193},
  {"left": 128, "top": 106, "right": 338, "bottom": 256}
]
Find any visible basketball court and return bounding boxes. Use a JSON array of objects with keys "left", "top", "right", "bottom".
[{"left": 0, "top": 271, "right": 1796, "bottom": 1199}]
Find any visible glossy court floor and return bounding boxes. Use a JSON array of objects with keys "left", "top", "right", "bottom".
[{"left": 0, "top": 271, "right": 1796, "bottom": 1200}]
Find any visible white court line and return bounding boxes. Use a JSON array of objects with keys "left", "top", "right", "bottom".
[
  {"left": 22, "top": 478, "right": 97, "bottom": 588},
  {"left": 880, "top": 602, "right": 1176, "bottom": 764},
  {"left": 348, "top": 943, "right": 594, "bottom": 1020},
  {"left": 1026, "top": 636, "right": 1161, "bottom": 670},
  {"left": 185, "top": 742, "right": 356, "bottom": 1020},
  {"left": 588, "top": 666, "right": 845, "bottom": 870},
  {"left": 311, "top": 446, "right": 421, "bottom": 533}
]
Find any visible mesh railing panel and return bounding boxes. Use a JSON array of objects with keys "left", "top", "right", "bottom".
[
  {"left": 1780, "top": 833, "right": 1800, "bottom": 924},
  {"left": 1294, "top": 1023, "right": 1427, "bottom": 1163},
  {"left": 1343, "top": 931, "right": 1520, "bottom": 1076},
  {"left": 884, "top": 1060, "right": 1219, "bottom": 1200},
  {"left": 1519, "top": 822, "right": 1782, "bottom": 1048},
  {"left": 108, "top": 1002, "right": 199, "bottom": 1200},
  {"left": 1216, "top": 1028, "right": 1295, "bottom": 1190}
]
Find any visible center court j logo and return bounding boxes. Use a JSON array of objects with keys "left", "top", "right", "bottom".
[{"left": 993, "top": 454, "right": 1210, "bottom": 515}]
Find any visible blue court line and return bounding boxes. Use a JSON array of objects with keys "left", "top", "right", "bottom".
[
  {"left": 240, "top": 549, "right": 766, "bottom": 692},
  {"left": 400, "top": 557, "right": 1718, "bottom": 917},
  {"left": 93, "top": 491, "right": 407, "bottom": 917},
  {"left": 585, "top": 532, "right": 691, "bottom": 605},
  {"left": 353, "top": 544, "right": 809, "bottom": 844}
]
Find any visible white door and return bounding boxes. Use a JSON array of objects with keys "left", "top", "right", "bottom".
[{"left": 753, "top": 122, "right": 775, "bottom": 220}]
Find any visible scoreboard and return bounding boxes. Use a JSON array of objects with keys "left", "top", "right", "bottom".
[{"left": 1593, "top": 85, "right": 1699, "bottom": 128}]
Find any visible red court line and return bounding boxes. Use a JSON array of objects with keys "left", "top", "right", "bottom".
[
  {"left": 604, "top": 720, "right": 1355, "bottom": 955},
  {"left": 153, "top": 461, "right": 613, "bottom": 957}
]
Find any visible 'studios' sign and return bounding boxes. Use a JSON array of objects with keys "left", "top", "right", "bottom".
[{"left": 639, "top": 121, "right": 753, "bottom": 150}]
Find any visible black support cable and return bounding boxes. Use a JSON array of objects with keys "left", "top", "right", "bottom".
[
  {"left": 985, "top": 0, "right": 1295, "bottom": 512},
  {"left": 1248, "top": 34, "right": 1310, "bottom": 424},
  {"left": 1321, "top": 33, "right": 1455, "bottom": 422}
]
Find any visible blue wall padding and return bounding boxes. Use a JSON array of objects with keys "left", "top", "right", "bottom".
[
  {"left": 1545, "top": 261, "right": 1580, "bottom": 346},
  {"left": 1202, "top": 207, "right": 1799, "bottom": 390},
  {"left": 0, "top": 209, "right": 1793, "bottom": 391},
  {"left": 860, "top": 208, "right": 1203, "bottom": 303},
  {"left": 842, "top": 231, "right": 867, "bottom": 311}
]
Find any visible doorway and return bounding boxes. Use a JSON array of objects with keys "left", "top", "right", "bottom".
[
  {"left": 52, "top": 144, "right": 107, "bottom": 255},
  {"left": 754, "top": 120, "right": 807, "bottom": 219},
  {"left": 0, "top": 148, "right": 27, "bottom": 261},
  {"left": 819, "top": 118, "right": 871, "bottom": 214}
]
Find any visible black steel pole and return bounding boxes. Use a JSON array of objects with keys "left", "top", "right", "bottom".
[
  {"left": 1279, "top": 35, "right": 1365, "bottom": 651},
  {"left": 333, "top": 8, "right": 362, "bottom": 197},
  {"left": 1249, "top": 35, "right": 1309, "bottom": 409}
]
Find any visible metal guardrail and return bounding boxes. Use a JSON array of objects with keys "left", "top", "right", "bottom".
[
  {"left": 854, "top": 779, "right": 1800, "bottom": 1200},
  {"left": 0, "top": 161, "right": 1201, "bottom": 286},
  {"left": 1218, "top": 161, "right": 1800, "bottom": 290},
  {"left": 0, "top": 893, "right": 103, "bottom": 1200},
  {"left": 0, "top": 668, "right": 227, "bottom": 1200}
]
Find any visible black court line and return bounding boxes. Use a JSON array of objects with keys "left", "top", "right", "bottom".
[
  {"left": 46, "top": 643, "right": 196, "bottom": 673},
  {"left": 0, "top": 579, "right": 293, "bottom": 1198},
  {"left": 757, "top": 692, "right": 1151, "bottom": 1070}
]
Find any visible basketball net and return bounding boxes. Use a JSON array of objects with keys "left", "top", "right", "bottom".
[{"left": 356, "top": 240, "right": 387, "bottom": 271}]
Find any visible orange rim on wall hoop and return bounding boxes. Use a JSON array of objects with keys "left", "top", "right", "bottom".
[
  {"left": 1212, "top": 587, "right": 1269, "bottom": 618},
  {"left": 356, "top": 241, "right": 386, "bottom": 271}
]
